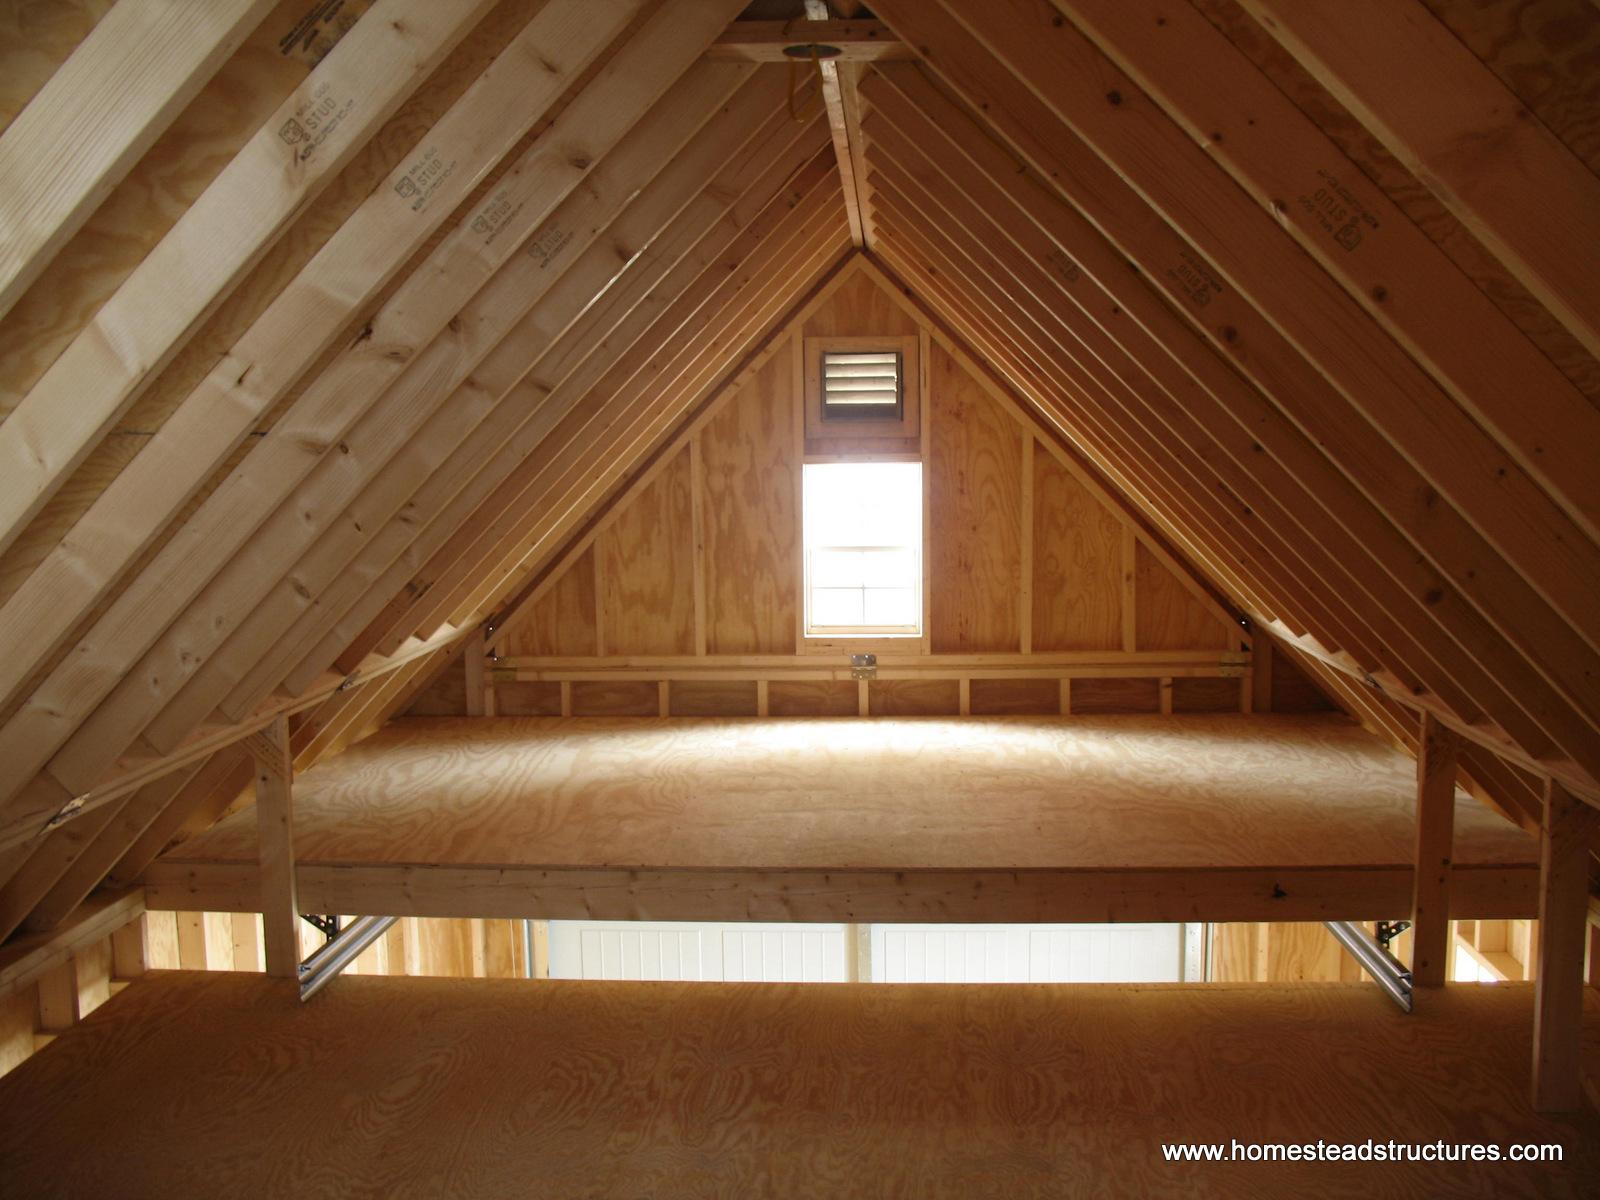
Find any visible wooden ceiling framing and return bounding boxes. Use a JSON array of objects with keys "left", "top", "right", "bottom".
[{"left": 0, "top": 0, "right": 1596, "bottom": 966}]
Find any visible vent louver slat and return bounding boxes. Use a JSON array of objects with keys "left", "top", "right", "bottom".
[{"left": 821, "top": 350, "right": 901, "bottom": 416}]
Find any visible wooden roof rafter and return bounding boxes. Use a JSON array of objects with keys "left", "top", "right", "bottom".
[
  {"left": 0, "top": 0, "right": 501, "bottom": 560},
  {"left": 802, "top": 0, "right": 870, "bottom": 249},
  {"left": 0, "top": 0, "right": 277, "bottom": 322},
  {"left": 0, "top": 0, "right": 1593, "bottom": 994},
  {"left": 1238, "top": 0, "right": 1600, "bottom": 364},
  {"left": 0, "top": 0, "right": 754, "bottom": 840},
  {"left": 0, "top": 0, "right": 636, "bottom": 720},
  {"left": 310, "top": 128, "right": 839, "bottom": 685},
  {"left": 865, "top": 134, "right": 1598, "bottom": 807},
  {"left": 862, "top": 0, "right": 1600, "bottom": 806},
  {"left": 0, "top": 79, "right": 840, "bottom": 913},
  {"left": 435, "top": 189, "right": 850, "bottom": 637},
  {"left": 349, "top": 152, "right": 844, "bottom": 662},
  {"left": 1059, "top": 0, "right": 1600, "bottom": 547},
  {"left": 126, "top": 58, "right": 767, "bottom": 756},
  {"left": 211, "top": 73, "right": 833, "bottom": 721}
]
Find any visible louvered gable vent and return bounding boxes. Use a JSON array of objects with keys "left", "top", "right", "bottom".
[{"left": 820, "top": 349, "right": 902, "bottom": 419}]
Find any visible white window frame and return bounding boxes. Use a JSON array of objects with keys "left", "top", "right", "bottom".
[
  {"left": 803, "top": 542, "right": 923, "bottom": 637},
  {"left": 801, "top": 461, "right": 924, "bottom": 639}
]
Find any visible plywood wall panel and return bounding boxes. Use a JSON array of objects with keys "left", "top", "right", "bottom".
[
  {"left": 406, "top": 654, "right": 467, "bottom": 717},
  {"left": 1031, "top": 450, "right": 1123, "bottom": 651},
  {"left": 1209, "top": 922, "right": 1266, "bottom": 982},
  {"left": 928, "top": 344, "right": 1023, "bottom": 653},
  {"left": 868, "top": 679, "right": 960, "bottom": 716},
  {"left": 702, "top": 354, "right": 797, "bottom": 655},
  {"left": 1071, "top": 677, "right": 1161, "bottom": 714},
  {"left": 570, "top": 681, "right": 658, "bottom": 717},
  {"left": 1172, "top": 677, "right": 1241, "bottom": 714},
  {"left": 969, "top": 678, "right": 1060, "bottom": 715},
  {"left": 0, "top": 986, "right": 33, "bottom": 1077},
  {"left": 506, "top": 547, "right": 598, "bottom": 658},
  {"left": 1271, "top": 649, "right": 1337, "bottom": 713},
  {"left": 767, "top": 680, "right": 859, "bottom": 716},
  {"left": 1267, "top": 923, "right": 1348, "bottom": 983},
  {"left": 801, "top": 270, "right": 920, "bottom": 338},
  {"left": 669, "top": 681, "right": 759, "bottom": 717},
  {"left": 493, "top": 682, "right": 562, "bottom": 717},
  {"left": 596, "top": 448, "right": 696, "bottom": 656},
  {"left": 1134, "top": 542, "right": 1231, "bottom": 651}
]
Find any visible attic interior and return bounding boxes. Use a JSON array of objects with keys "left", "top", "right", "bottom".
[{"left": 0, "top": 0, "right": 1598, "bottom": 1193}]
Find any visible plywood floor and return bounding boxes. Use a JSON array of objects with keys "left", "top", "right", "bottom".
[
  {"left": 0, "top": 971, "right": 1595, "bottom": 1198},
  {"left": 144, "top": 714, "right": 1538, "bottom": 922},
  {"left": 161, "top": 714, "right": 1533, "bottom": 869}
]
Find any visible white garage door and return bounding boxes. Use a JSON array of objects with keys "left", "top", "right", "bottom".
[
  {"left": 549, "top": 921, "right": 1195, "bottom": 983},
  {"left": 548, "top": 921, "right": 850, "bottom": 982},
  {"left": 872, "top": 923, "right": 1184, "bottom": 983}
]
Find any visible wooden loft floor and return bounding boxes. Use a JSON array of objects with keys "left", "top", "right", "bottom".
[
  {"left": 144, "top": 713, "right": 1538, "bottom": 924},
  {"left": 1, "top": 971, "right": 1594, "bottom": 1197}
]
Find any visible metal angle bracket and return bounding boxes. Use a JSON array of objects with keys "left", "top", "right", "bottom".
[
  {"left": 300, "top": 913, "right": 341, "bottom": 944},
  {"left": 1374, "top": 919, "right": 1411, "bottom": 950}
]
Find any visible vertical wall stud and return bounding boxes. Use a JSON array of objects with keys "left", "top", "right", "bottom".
[
  {"left": 1411, "top": 712, "right": 1459, "bottom": 988},
  {"left": 247, "top": 715, "right": 299, "bottom": 980},
  {"left": 1532, "top": 779, "right": 1599, "bottom": 1111}
]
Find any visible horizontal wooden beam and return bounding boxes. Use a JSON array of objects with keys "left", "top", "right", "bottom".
[
  {"left": 707, "top": 20, "right": 912, "bottom": 61},
  {"left": 0, "top": 627, "right": 469, "bottom": 855},
  {"left": 1268, "top": 623, "right": 1600, "bottom": 810},
  {"left": 495, "top": 650, "right": 1247, "bottom": 683},
  {"left": 143, "top": 861, "right": 1539, "bottom": 924},
  {"left": 0, "top": 887, "right": 144, "bottom": 1001}
]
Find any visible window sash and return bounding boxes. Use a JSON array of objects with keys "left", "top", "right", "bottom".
[{"left": 805, "top": 544, "right": 922, "bottom": 635}]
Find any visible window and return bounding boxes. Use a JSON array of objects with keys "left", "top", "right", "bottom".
[{"left": 802, "top": 461, "right": 922, "bottom": 636}]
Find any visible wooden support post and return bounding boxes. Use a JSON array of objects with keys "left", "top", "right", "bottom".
[
  {"left": 110, "top": 915, "right": 148, "bottom": 980},
  {"left": 1252, "top": 634, "right": 1274, "bottom": 714},
  {"left": 1019, "top": 433, "right": 1034, "bottom": 655},
  {"left": 176, "top": 913, "right": 209, "bottom": 969},
  {"left": 1411, "top": 712, "right": 1459, "bottom": 987},
  {"left": 756, "top": 679, "right": 770, "bottom": 717},
  {"left": 958, "top": 677, "right": 971, "bottom": 716},
  {"left": 464, "top": 629, "right": 488, "bottom": 717},
  {"left": 247, "top": 715, "right": 298, "bottom": 980},
  {"left": 1120, "top": 527, "right": 1137, "bottom": 652},
  {"left": 1532, "top": 779, "right": 1600, "bottom": 1111},
  {"left": 35, "top": 958, "right": 78, "bottom": 1033},
  {"left": 1059, "top": 678, "right": 1071, "bottom": 715},
  {"left": 1589, "top": 920, "right": 1599, "bottom": 991},
  {"left": 231, "top": 912, "right": 262, "bottom": 974},
  {"left": 690, "top": 436, "right": 708, "bottom": 657}
]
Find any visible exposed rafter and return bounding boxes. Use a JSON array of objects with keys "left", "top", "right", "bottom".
[
  {"left": 804, "top": 0, "right": 870, "bottom": 249},
  {"left": 0, "top": 4, "right": 1595, "bottom": 1115}
]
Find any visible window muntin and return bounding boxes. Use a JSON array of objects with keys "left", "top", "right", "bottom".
[{"left": 802, "top": 462, "right": 922, "bottom": 637}]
